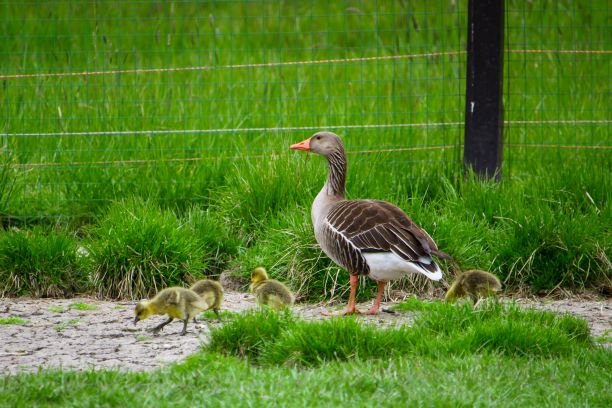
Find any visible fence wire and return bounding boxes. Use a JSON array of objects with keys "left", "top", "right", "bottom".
[
  {"left": 0, "top": 0, "right": 609, "bottom": 223},
  {"left": 504, "top": 0, "right": 610, "bottom": 175}
]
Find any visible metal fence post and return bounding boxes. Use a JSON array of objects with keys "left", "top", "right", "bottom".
[{"left": 464, "top": 0, "right": 505, "bottom": 180}]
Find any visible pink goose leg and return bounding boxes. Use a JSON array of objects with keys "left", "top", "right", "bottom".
[
  {"left": 322, "top": 274, "right": 361, "bottom": 316},
  {"left": 364, "top": 281, "right": 386, "bottom": 315}
]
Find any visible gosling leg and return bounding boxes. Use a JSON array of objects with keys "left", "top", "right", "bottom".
[
  {"left": 150, "top": 317, "right": 173, "bottom": 334},
  {"left": 180, "top": 319, "right": 189, "bottom": 336}
]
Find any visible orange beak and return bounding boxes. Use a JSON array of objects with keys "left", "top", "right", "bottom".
[{"left": 290, "top": 138, "right": 310, "bottom": 151}]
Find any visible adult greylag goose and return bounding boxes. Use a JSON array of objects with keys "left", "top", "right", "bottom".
[{"left": 290, "top": 131, "right": 450, "bottom": 315}]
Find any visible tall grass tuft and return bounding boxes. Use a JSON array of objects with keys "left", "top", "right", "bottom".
[
  {"left": 212, "top": 154, "right": 315, "bottom": 243},
  {"left": 418, "top": 170, "right": 611, "bottom": 292},
  {"left": 0, "top": 226, "right": 88, "bottom": 297},
  {"left": 226, "top": 166, "right": 610, "bottom": 300},
  {"left": 402, "top": 300, "right": 593, "bottom": 356},
  {"left": 207, "top": 309, "right": 295, "bottom": 362},
  {"left": 182, "top": 206, "right": 241, "bottom": 276},
  {"left": 88, "top": 198, "right": 205, "bottom": 299},
  {"left": 261, "top": 317, "right": 407, "bottom": 367},
  {"left": 208, "top": 299, "right": 594, "bottom": 368}
]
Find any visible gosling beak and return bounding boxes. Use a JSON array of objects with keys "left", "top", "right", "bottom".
[
  {"left": 290, "top": 138, "right": 310, "bottom": 151},
  {"left": 134, "top": 316, "right": 140, "bottom": 325}
]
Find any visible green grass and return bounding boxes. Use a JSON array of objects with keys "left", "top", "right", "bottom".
[
  {"left": 182, "top": 206, "right": 241, "bottom": 275},
  {"left": 595, "top": 330, "right": 611, "bottom": 345},
  {"left": 46, "top": 302, "right": 97, "bottom": 314},
  {"left": 88, "top": 198, "right": 207, "bottom": 299},
  {"left": 209, "top": 300, "right": 594, "bottom": 367},
  {"left": 0, "top": 0, "right": 609, "bottom": 297},
  {"left": 1, "top": 352, "right": 610, "bottom": 407},
  {"left": 68, "top": 302, "right": 97, "bottom": 311},
  {"left": 1, "top": 0, "right": 466, "bottom": 224},
  {"left": 232, "top": 165, "right": 610, "bottom": 297},
  {"left": 198, "top": 309, "right": 235, "bottom": 321},
  {"left": 0, "top": 226, "right": 89, "bottom": 297},
  {"left": 208, "top": 309, "right": 295, "bottom": 363},
  {"left": 1, "top": 303, "right": 610, "bottom": 407},
  {"left": 0, "top": 316, "right": 27, "bottom": 325},
  {"left": 48, "top": 305, "right": 66, "bottom": 313},
  {"left": 53, "top": 318, "right": 80, "bottom": 332}
]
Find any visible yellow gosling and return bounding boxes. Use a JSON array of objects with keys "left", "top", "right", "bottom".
[
  {"left": 250, "top": 267, "right": 294, "bottom": 310},
  {"left": 445, "top": 270, "right": 502, "bottom": 304},
  {"left": 189, "top": 279, "right": 224, "bottom": 320},
  {"left": 134, "top": 287, "right": 209, "bottom": 336}
]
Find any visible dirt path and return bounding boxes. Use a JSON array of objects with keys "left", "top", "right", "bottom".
[{"left": 1, "top": 291, "right": 610, "bottom": 376}]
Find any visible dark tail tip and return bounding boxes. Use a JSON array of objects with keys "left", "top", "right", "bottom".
[{"left": 433, "top": 249, "right": 452, "bottom": 260}]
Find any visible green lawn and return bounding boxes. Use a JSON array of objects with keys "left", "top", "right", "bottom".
[{"left": 1, "top": 352, "right": 610, "bottom": 407}]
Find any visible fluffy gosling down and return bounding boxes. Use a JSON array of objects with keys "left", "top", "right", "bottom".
[
  {"left": 134, "top": 287, "right": 209, "bottom": 336},
  {"left": 250, "top": 267, "right": 295, "bottom": 310},
  {"left": 189, "top": 279, "right": 224, "bottom": 320},
  {"left": 445, "top": 270, "right": 502, "bottom": 303}
]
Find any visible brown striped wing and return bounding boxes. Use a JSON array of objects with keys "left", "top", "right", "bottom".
[{"left": 325, "top": 200, "right": 449, "bottom": 271}]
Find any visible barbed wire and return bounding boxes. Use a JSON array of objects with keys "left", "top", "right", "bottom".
[
  {"left": 0, "top": 51, "right": 465, "bottom": 80},
  {"left": 5, "top": 122, "right": 464, "bottom": 138},
  {"left": 13, "top": 145, "right": 458, "bottom": 168},
  {"left": 3, "top": 47, "right": 608, "bottom": 168},
  {"left": 5, "top": 119, "right": 609, "bottom": 139},
  {"left": 1, "top": 49, "right": 609, "bottom": 80},
  {"left": 12, "top": 142, "right": 610, "bottom": 169},
  {"left": 508, "top": 49, "right": 611, "bottom": 54}
]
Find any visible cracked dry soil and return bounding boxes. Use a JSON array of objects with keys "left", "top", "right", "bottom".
[{"left": 1, "top": 291, "right": 610, "bottom": 376}]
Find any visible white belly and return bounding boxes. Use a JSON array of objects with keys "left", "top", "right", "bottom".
[{"left": 363, "top": 252, "right": 443, "bottom": 282}]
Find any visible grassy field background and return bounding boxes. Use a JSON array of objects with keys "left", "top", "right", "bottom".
[{"left": 0, "top": 0, "right": 610, "bottom": 299}]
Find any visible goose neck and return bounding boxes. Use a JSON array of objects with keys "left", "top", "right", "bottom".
[{"left": 324, "top": 149, "right": 347, "bottom": 198}]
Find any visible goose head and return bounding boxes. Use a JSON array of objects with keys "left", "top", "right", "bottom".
[{"left": 290, "top": 131, "right": 344, "bottom": 156}]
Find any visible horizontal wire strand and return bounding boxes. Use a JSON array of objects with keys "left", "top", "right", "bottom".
[
  {"left": 1, "top": 49, "right": 609, "bottom": 80},
  {"left": 4, "top": 119, "right": 609, "bottom": 138},
  {"left": 5, "top": 122, "right": 463, "bottom": 138},
  {"left": 0, "top": 51, "right": 466, "bottom": 80},
  {"left": 13, "top": 145, "right": 457, "bottom": 168},
  {"left": 12, "top": 142, "right": 610, "bottom": 169},
  {"left": 2, "top": 48, "right": 607, "bottom": 167}
]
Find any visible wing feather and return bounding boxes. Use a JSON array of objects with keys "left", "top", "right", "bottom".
[{"left": 326, "top": 200, "right": 449, "bottom": 266}]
